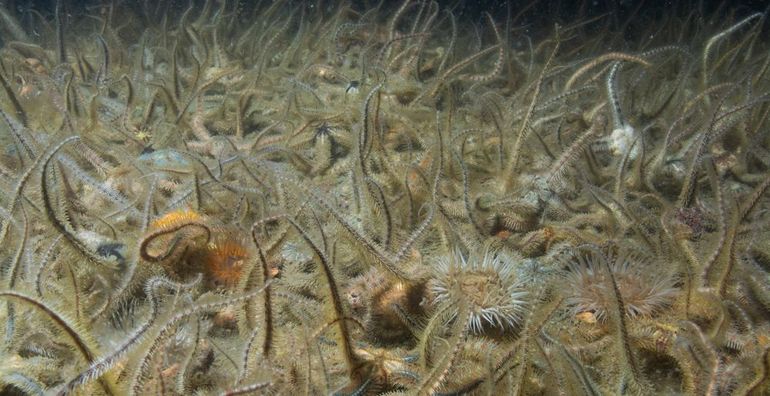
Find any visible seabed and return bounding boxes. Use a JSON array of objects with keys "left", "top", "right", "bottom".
[{"left": 0, "top": 1, "right": 769, "bottom": 395}]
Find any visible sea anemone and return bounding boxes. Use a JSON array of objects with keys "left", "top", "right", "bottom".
[
  {"left": 429, "top": 248, "right": 528, "bottom": 335},
  {"left": 561, "top": 244, "right": 679, "bottom": 322}
]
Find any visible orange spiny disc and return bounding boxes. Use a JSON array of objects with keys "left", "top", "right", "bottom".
[
  {"left": 150, "top": 209, "right": 203, "bottom": 230},
  {"left": 203, "top": 237, "right": 249, "bottom": 288}
]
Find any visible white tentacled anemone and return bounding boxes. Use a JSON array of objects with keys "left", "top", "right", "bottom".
[{"left": 430, "top": 249, "right": 529, "bottom": 335}]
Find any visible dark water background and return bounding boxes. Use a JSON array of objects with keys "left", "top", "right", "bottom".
[
  {"left": 8, "top": 0, "right": 770, "bottom": 25},
  {"left": 2, "top": 0, "right": 761, "bottom": 54}
]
